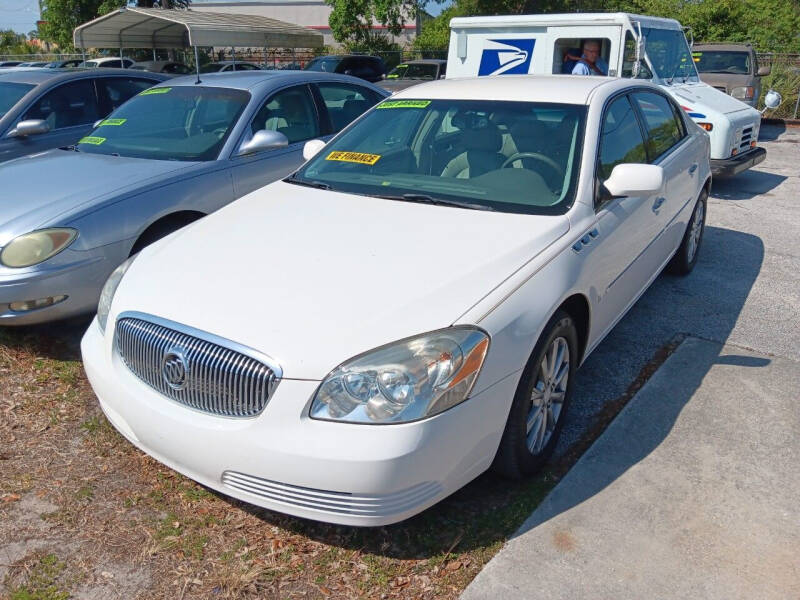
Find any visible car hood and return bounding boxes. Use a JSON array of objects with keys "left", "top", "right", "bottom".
[
  {"left": 697, "top": 72, "right": 753, "bottom": 92},
  {"left": 116, "top": 181, "right": 570, "bottom": 380},
  {"left": 0, "top": 150, "right": 197, "bottom": 242},
  {"left": 669, "top": 81, "right": 755, "bottom": 115},
  {"left": 377, "top": 79, "right": 431, "bottom": 92}
]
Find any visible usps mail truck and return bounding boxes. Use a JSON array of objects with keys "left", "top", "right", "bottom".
[{"left": 447, "top": 13, "right": 765, "bottom": 176}]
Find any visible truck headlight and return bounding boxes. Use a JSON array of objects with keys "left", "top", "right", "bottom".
[
  {"left": 0, "top": 228, "right": 77, "bottom": 268},
  {"left": 310, "top": 327, "right": 490, "bottom": 424},
  {"left": 731, "top": 86, "right": 754, "bottom": 101},
  {"left": 97, "top": 255, "right": 136, "bottom": 334}
]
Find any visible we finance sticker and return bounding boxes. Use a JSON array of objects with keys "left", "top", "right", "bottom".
[
  {"left": 376, "top": 100, "right": 431, "bottom": 109},
  {"left": 98, "top": 118, "right": 126, "bottom": 126},
  {"left": 139, "top": 87, "right": 171, "bottom": 96},
  {"left": 325, "top": 151, "right": 381, "bottom": 165},
  {"left": 78, "top": 136, "right": 106, "bottom": 145}
]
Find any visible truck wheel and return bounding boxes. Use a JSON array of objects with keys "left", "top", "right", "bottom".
[
  {"left": 492, "top": 310, "right": 578, "bottom": 479},
  {"left": 668, "top": 189, "right": 707, "bottom": 275}
]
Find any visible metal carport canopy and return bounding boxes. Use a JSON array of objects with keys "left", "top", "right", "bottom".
[{"left": 73, "top": 7, "right": 323, "bottom": 49}]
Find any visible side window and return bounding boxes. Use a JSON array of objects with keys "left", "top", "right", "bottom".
[
  {"left": 235, "top": 64, "right": 259, "bottom": 71},
  {"left": 98, "top": 77, "right": 156, "bottom": 113},
  {"left": 316, "top": 82, "right": 382, "bottom": 133},
  {"left": 165, "top": 63, "right": 190, "bottom": 74},
  {"left": 24, "top": 79, "right": 100, "bottom": 130},
  {"left": 597, "top": 94, "right": 647, "bottom": 182},
  {"left": 250, "top": 85, "right": 319, "bottom": 144},
  {"left": 621, "top": 32, "right": 652, "bottom": 79},
  {"left": 631, "top": 91, "right": 685, "bottom": 161}
]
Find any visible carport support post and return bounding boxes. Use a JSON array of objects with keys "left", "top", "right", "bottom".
[
  {"left": 153, "top": 48, "right": 157, "bottom": 61},
  {"left": 194, "top": 45, "right": 201, "bottom": 84},
  {"left": 231, "top": 47, "right": 236, "bottom": 67}
]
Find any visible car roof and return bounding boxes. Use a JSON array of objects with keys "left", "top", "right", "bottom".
[
  {"left": 161, "top": 70, "right": 384, "bottom": 92},
  {"left": 0, "top": 67, "right": 168, "bottom": 85},
  {"left": 398, "top": 59, "right": 447, "bottom": 65},
  {"left": 391, "top": 75, "right": 657, "bottom": 104}
]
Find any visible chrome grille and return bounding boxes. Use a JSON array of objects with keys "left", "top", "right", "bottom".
[{"left": 115, "top": 316, "right": 279, "bottom": 417}]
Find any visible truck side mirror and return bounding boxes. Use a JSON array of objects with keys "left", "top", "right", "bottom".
[
  {"left": 762, "top": 89, "right": 782, "bottom": 112},
  {"left": 757, "top": 65, "right": 771, "bottom": 76}
]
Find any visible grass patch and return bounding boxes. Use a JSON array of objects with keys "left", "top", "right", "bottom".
[{"left": 9, "top": 554, "right": 70, "bottom": 600}]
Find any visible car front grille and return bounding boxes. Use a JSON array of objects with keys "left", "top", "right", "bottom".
[{"left": 115, "top": 316, "right": 279, "bottom": 418}]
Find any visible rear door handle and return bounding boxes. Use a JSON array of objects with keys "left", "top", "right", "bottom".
[
  {"left": 688, "top": 163, "right": 698, "bottom": 174},
  {"left": 653, "top": 197, "right": 666, "bottom": 212}
]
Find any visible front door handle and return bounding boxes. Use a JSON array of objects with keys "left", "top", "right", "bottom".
[
  {"left": 653, "top": 197, "right": 666, "bottom": 212},
  {"left": 688, "top": 163, "right": 698, "bottom": 175}
]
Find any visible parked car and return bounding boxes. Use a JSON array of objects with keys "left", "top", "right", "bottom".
[
  {"left": 81, "top": 75, "right": 711, "bottom": 526},
  {"left": 0, "top": 61, "right": 23, "bottom": 68},
  {"left": 0, "top": 68, "right": 168, "bottom": 164},
  {"left": 80, "top": 57, "right": 135, "bottom": 69},
  {"left": 45, "top": 59, "right": 84, "bottom": 69},
  {"left": 130, "top": 60, "right": 192, "bottom": 75},
  {"left": 305, "top": 54, "right": 386, "bottom": 83},
  {"left": 692, "top": 43, "right": 768, "bottom": 108},
  {"left": 16, "top": 61, "right": 48, "bottom": 68},
  {"left": 0, "top": 71, "right": 387, "bottom": 325},
  {"left": 378, "top": 59, "right": 447, "bottom": 92},
  {"left": 199, "top": 61, "right": 261, "bottom": 73}
]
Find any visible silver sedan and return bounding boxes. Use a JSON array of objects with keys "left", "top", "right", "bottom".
[{"left": 0, "top": 71, "right": 388, "bottom": 324}]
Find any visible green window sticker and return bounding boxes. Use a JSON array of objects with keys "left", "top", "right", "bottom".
[
  {"left": 78, "top": 136, "right": 106, "bottom": 145},
  {"left": 139, "top": 87, "right": 171, "bottom": 96},
  {"left": 98, "top": 118, "right": 126, "bottom": 126},
  {"left": 376, "top": 100, "right": 431, "bottom": 109}
]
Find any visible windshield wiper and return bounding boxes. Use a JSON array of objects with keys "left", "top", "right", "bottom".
[
  {"left": 375, "top": 193, "right": 495, "bottom": 211},
  {"left": 283, "top": 174, "right": 331, "bottom": 190}
]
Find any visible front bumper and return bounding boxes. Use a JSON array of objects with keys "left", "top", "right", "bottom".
[
  {"left": 711, "top": 147, "right": 766, "bottom": 178},
  {"left": 81, "top": 318, "right": 516, "bottom": 526}
]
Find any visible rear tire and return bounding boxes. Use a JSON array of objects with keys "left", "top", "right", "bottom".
[
  {"left": 668, "top": 189, "right": 707, "bottom": 275},
  {"left": 492, "top": 310, "right": 578, "bottom": 479}
]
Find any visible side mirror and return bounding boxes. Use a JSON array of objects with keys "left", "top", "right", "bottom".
[
  {"left": 762, "top": 89, "right": 782, "bottom": 113},
  {"left": 603, "top": 163, "right": 664, "bottom": 197},
  {"left": 757, "top": 65, "right": 771, "bottom": 76},
  {"left": 236, "top": 129, "right": 288, "bottom": 156},
  {"left": 8, "top": 119, "right": 50, "bottom": 138},
  {"left": 303, "top": 138, "right": 326, "bottom": 161}
]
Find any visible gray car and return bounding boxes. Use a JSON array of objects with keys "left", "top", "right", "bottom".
[
  {"left": 0, "top": 68, "right": 168, "bottom": 164},
  {"left": 0, "top": 71, "right": 388, "bottom": 325},
  {"left": 378, "top": 59, "right": 447, "bottom": 92}
]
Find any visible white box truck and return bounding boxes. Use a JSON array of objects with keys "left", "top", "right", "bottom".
[{"left": 447, "top": 13, "right": 765, "bottom": 177}]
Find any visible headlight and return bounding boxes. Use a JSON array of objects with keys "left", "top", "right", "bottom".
[
  {"left": 97, "top": 255, "right": 136, "bottom": 334},
  {"left": 310, "top": 327, "right": 489, "bottom": 424},
  {"left": 731, "top": 86, "right": 754, "bottom": 101},
  {"left": 0, "top": 228, "right": 77, "bottom": 268}
]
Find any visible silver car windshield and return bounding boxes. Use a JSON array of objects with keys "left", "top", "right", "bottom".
[
  {"left": 0, "top": 82, "right": 34, "bottom": 118},
  {"left": 292, "top": 99, "right": 586, "bottom": 215},
  {"left": 643, "top": 27, "right": 699, "bottom": 83},
  {"left": 76, "top": 86, "right": 250, "bottom": 161},
  {"left": 387, "top": 63, "right": 438, "bottom": 80}
]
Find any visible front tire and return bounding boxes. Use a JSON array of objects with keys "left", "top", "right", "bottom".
[
  {"left": 668, "top": 189, "right": 707, "bottom": 275},
  {"left": 492, "top": 310, "right": 578, "bottom": 479}
]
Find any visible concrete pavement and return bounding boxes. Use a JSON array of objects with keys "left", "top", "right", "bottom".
[{"left": 463, "top": 338, "right": 800, "bottom": 599}]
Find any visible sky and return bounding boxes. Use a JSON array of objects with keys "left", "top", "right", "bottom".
[{"left": 0, "top": 0, "right": 39, "bottom": 35}]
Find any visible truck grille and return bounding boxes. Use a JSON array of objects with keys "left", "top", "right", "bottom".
[
  {"left": 739, "top": 126, "right": 754, "bottom": 150},
  {"left": 115, "top": 316, "right": 279, "bottom": 418},
  {"left": 713, "top": 85, "right": 727, "bottom": 93}
]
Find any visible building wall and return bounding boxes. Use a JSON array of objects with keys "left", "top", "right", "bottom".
[{"left": 189, "top": 1, "right": 416, "bottom": 48}]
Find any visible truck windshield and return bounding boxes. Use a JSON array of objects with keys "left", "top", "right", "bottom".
[
  {"left": 693, "top": 51, "right": 751, "bottom": 75},
  {"left": 290, "top": 99, "right": 586, "bottom": 215},
  {"left": 642, "top": 27, "right": 698, "bottom": 83}
]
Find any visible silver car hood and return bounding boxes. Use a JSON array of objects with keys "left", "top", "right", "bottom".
[{"left": 0, "top": 149, "right": 198, "bottom": 242}]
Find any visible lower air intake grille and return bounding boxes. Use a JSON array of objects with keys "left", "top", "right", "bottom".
[
  {"left": 115, "top": 317, "right": 278, "bottom": 418},
  {"left": 222, "top": 471, "right": 442, "bottom": 516}
]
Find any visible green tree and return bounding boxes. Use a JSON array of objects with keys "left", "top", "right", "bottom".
[
  {"left": 0, "top": 29, "right": 38, "bottom": 54},
  {"left": 39, "top": 0, "right": 104, "bottom": 49},
  {"left": 325, "top": 0, "right": 416, "bottom": 50}
]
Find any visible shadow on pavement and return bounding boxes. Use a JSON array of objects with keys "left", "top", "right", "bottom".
[
  {"left": 759, "top": 122, "right": 786, "bottom": 141},
  {"left": 711, "top": 169, "right": 786, "bottom": 200}
]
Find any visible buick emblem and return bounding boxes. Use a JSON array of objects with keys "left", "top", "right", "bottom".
[{"left": 161, "top": 346, "right": 189, "bottom": 391}]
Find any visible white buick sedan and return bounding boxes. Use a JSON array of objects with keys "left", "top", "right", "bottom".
[{"left": 82, "top": 76, "right": 710, "bottom": 526}]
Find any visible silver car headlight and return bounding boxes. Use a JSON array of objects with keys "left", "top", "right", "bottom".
[
  {"left": 731, "top": 86, "right": 754, "bottom": 101},
  {"left": 97, "top": 255, "right": 137, "bottom": 334},
  {"left": 310, "top": 327, "right": 490, "bottom": 424},
  {"left": 0, "top": 228, "right": 78, "bottom": 268}
]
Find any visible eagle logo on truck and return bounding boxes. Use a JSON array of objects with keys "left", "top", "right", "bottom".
[{"left": 478, "top": 39, "right": 535, "bottom": 76}]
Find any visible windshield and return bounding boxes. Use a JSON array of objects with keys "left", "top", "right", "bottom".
[
  {"left": 305, "top": 57, "right": 342, "bottom": 73},
  {"left": 693, "top": 50, "right": 751, "bottom": 75},
  {"left": 0, "top": 82, "right": 34, "bottom": 118},
  {"left": 76, "top": 86, "right": 250, "bottom": 161},
  {"left": 387, "top": 63, "right": 439, "bottom": 80},
  {"left": 292, "top": 99, "right": 585, "bottom": 215},
  {"left": 642, "top": 27, "right": 698, "bottom": 83}
]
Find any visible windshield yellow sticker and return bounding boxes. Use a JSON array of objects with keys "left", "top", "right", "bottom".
[
  {"left": 376, "top": 100, "right": 431, "bottom": 109},
  {"left": 326, "top": 151, "right": 381, "bottom": 165},
  {"left": 78, "top": 136, "right": 106, "bottom": 145},
  {"left": 139, "top": 87, "right": 171, "bottom": 96},
  {"left": 98, "top": 118, "right": 126, "bottom": 126}
]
